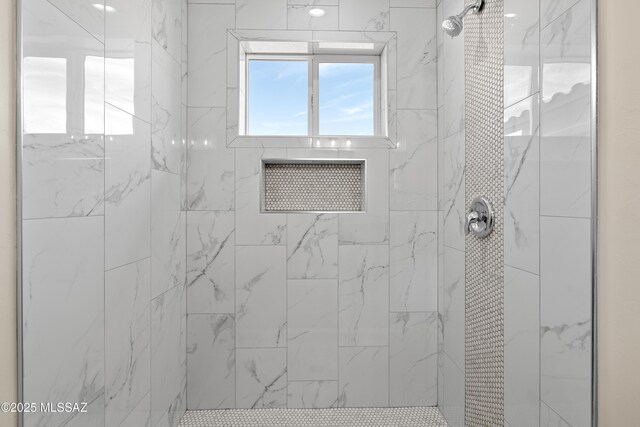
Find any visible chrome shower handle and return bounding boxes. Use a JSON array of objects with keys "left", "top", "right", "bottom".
[
  {"left": 464, "top": 197, "right": 494, "bottom": 238},
  {"left": 464, "top": 211, "right": 482, "bottom": 235}
]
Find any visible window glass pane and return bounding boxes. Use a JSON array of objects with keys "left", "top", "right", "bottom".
[
  {"left": 23, "top": 57, "right": 67, "bottom": 134},
  {"left": 319, "top": 62, "right": 374, "bottom": 136},
  {"left": 248, "top": 60, "right": 309, "bottom": 136}
]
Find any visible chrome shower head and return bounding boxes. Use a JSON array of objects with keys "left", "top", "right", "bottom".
[
  {"left": 442, "top": 0, "right": 483, "bottom": 38},
  {"left": 442, "top": 15, "right": 463, "bottom": 37}
]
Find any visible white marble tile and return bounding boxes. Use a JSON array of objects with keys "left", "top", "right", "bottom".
[
  {"left": 152, "top": 41, "right": 183, "bottom": 174},
  {"left": 226, "top": 32, "right": 239, "bottom": 90},
  {"left": 541, "top": 0, "right": 591, "bottom": 109},
  {"left": 236, "top": 348, "right": 288, "bottom": 408},
  {"left": 540, "top": 135, "right": 591, "bottom": 218},
  {"left": 540, "top": 0, "right": 581, "bottom": 29},
  {"left": 22, "top": 133, "right": 105, "bottom": 220},
  {"left": 540, "top": 79, "right": 591, "bottom": 216},
  {"left": 289, "top": 0, "right": 338, "bottom": 5},
  {"left": 288, "top": 279, "right": 338, "bottom": 380},
  {"left": 105, "top": 105, "right": 151, "bottom": 270},
  {"left": 436, "top": 212, "right": 444, "bottom": 407},
  {"left": 339, "top": 0, "right": 389, "bottom": 31},
  {"left": 22, "top": 217, "right": 104, "bottom": 427},
  {"left": 237, "top": 0, "right": 287, "bottom": 29},
  {"left": 390, "top": 8, "right": 437, "bottom": 109},
  {"left": 540, "top": 0, "right": 591, "bottom": 219},
  {"left": 541, "top": 216, "right": 592, "bottom": 325},
  {"left": 339, "top": 245, "right": 389, "bottom": 347},
  {"left": 152, "top": 0, "right": 183, "bottom": 63},
  {"left": 441, "top": 352, "right": 464, "bottom": 427},
  {"left": 390, "top": 211, "right": 437, "bottom": 312},
  {"left": 390, "top": 110, "right": 438, "bottom": 210},
  {"left": 437, "top": 106, "right": 444, "bottom": 210},
  {"left": 181, "top": 104, "right": 188, "bottom": 210},
  {"left": 187, "top": 107, "right": 235, "bottom": 210},
  {"left": 504, "top": 95, "right": 540, "bottom": 274},
  {"left": 441, "top": 0, "right": 464, "bottom": 137},
  {"left": 436, "top": 3, "right": 443, "bottom": 109},
  {"left": 286, "top": 148, "right": 339, "bottom": 159},
  {"left": 186, "top": 211, "right": 235, "bottom": 314},
  {"left": 504, "top": 266, "right": 540, "bottom": 427},
  {"left": 151, "top": 284, "right": 187, "bottom": 427},
  {"left": 105, "top": 259, "right": 151, "bottom": 427},
  {"left": 338, "top": 149, "right": 389, "bottom": 245},
  {"left": 64, "top": 394, "right": 105, "bottom": 427},
  {"left": 236, "top": 246, "right": 287, "bottom": 347},
  {"left": 540, "top": 400, "right": 572, "bottom": 427},
  {"left": 151, "top": 170, "right": 186, "bottom": 298},
  {"left": 287, "top": 5, "right": 338, "bottom": 30},
  {"left": 338, "top": 347, "right": 388, "bottom": 408},
  {"left": 105, "top": 0, "right": 152, "bottom": 123},
  {"left": 390, "top": 312, "right": 437, "bottom": 406},
  {"left": 188, "top": 0, "right": 235, "bottom": 3},
  {"left": 236, "top": 148, "right": 287, "bottom": 245},
  {"left": 181, "top": 0, "right": 188, "bottom": 106},
  {"left": 387, "top": 89, "right": 398, "bottom": 144},
  {"left": 391, "top": 0, "right": 436, "bottom": 7},
  {"left": 22, "top": 0, "right": 105, "bottom": 219},
  {"left": 442, "top": 132, "right": 465, "bottom": 251},
  {"left": 227, "top": 86, "right": 241, "bottom": 143},
  {"left": 187, "top": 314, "right": 236, "bottom": 409},
  {"left": 504, "top": 0, "right": 540, "bottom": 108},
  {"left": 287, "top": 381, "right": 338, "bottom": 408},
  {"left": 287, "top": 214, "right": 338, "bottom": 279},
  {"left": 119, "top": 393, "right": 151, "bottom": 427},
  {"left": 48, "top": 0, "right": 105, "bottom": 41},
  {"left": 188, "top": 4, "right": 234, "bottom": 107},
  {"left": 442, "top": 246, "right": 464, "bottom": 370},
  {"left": 540, "top": 216, "right": 592, "bottom": 427}
]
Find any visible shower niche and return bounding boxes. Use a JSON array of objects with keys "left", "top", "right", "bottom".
[{"left": 261, "top": 159, "right": 366, "bottom": 213}]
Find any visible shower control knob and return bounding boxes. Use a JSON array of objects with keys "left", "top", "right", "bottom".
[{"left": 464, "top": 196, "right": 494, "bottom": 238}]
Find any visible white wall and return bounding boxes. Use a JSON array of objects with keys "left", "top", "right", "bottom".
[
  {"left": 598, "top": 0, "right": 640, "bottom": 424},
  {"left": 0, "top": 0, "right": 17, "bottom": 426}
]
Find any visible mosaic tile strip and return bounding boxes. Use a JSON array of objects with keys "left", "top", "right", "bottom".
[
  {"left": 263, "top": 162, "right": 364, "bottom": 212},
  {"left": 464, "top": 0, "right": 505, "bottom": 425},
  {"left": 178, "top": 407, "right": 448, "bottom": 427}
]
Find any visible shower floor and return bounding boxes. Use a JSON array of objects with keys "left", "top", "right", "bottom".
[{"left": 178, "top": 407, "right": 448, "bottom": 427}]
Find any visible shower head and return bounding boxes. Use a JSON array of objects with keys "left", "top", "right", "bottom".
[
  {"left": 442, "top": 0, "right": 483, "bottom": 38},
  {"left": 442, "top": 15, "right": 464, "bottom": 37}
]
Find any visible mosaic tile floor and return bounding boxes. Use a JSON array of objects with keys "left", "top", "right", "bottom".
[{"left": 178, "top": 407, "right": 448, "bottom": 427}]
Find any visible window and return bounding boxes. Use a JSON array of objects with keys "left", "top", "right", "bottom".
[
  {"left": 246, "top": 55, "right": 379, "bottom": 137},
  {"left": 227, "top": 30, "right": 397, "bottom": 148}
]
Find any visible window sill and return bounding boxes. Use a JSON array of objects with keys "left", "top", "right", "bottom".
[{"left": 227, "top": 135, "right": 397, "bottom": 149}]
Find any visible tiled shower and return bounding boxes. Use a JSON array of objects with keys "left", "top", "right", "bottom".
[{"left": 16, "top": 0, "right": 595, "bottom": 426}]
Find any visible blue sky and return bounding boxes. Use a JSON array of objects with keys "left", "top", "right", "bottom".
[{"left": 248, "top": 59, "right": 374, "bottom": 136}]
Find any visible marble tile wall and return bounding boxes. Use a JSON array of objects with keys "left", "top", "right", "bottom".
[
  {"left": 186, "top": 0, "right": 439, "bottom": 410},
  {"left": 437, "top": 0, "right": 466, "bottom": 424},
  {"left": 20, "top": 0, "right": 188, "bottom": 425},
  {"left": 438, "top": 0, "right": 594, "bottom": 425},
  {"left": 507, "top": 0, "right": 593, "bottom": 426}
]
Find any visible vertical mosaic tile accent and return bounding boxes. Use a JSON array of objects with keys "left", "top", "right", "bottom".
[
  {"left": 263, "top": 162, "right": 364, "bottom": 212},
  {"left": 464, "top": 0, "right": 505, "bottom": 425}
]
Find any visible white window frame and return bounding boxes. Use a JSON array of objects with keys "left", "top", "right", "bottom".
[{"left": 245, "top": 54, "right": 381, "bottom": 138}]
